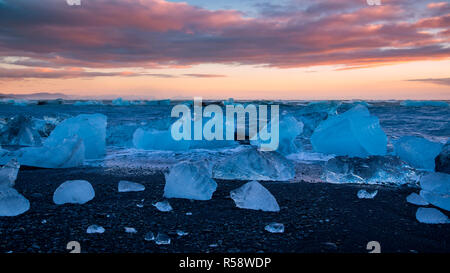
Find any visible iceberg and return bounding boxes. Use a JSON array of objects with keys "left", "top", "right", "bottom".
[
  {"left": 164, "top": 162, "right": 217, "bottom": 200},
  {"left": 112, "top": 97, "right": 131, "bottom": 106},
  {"left": 401, "top": 100, "right": 449, "bottom": 107},
  {"left": 0, "top": 159, "right": 19, "bottom": 188},
  {"left": 311, "top": 105, "right": 387, "bottom": 158},
  {"left": 419, "top": 172, "right": 450, "bottom": 211},
  {"left": 118, "top": 180, "right": 145, "bottom": 192},
  {"left": 406, "top": 193, "right": 429, "bottom": 206},
  {"left": 416, "top": 207, "right": 449, "bottom": 224},
  {"left": 87, "top": 225, "right": 105, "bottom": 234},
  {"left": 74, "top": 100, "right": 104, "bottom": 106},
  {"left": 230, "top": 181, "right": 280, "bottom": 212},
  {"left": 153, "top": 200, "right": 173, "bottom": 212},
  {"left": 213, "top": 148, "right": 295, "bottom": 181},
  {"left": 53, "top": 180, "right": 95, "bottom": 205},
  {"left": 251, "top": 115, "right": 303, "bottom": 155},
  {"left": 264, "top": 223, "right": 285, "bottom": 233},
  {"left": 357, "top": 189, "right": 378, "bottom": 199},
  {"left": 394, "top": 136, "right": 442, "bottom": 170},
  {"left": 323, "top": 155, "right": 419, "bottom": 185},
  {"left": 45, "top": 114, "right": 107, "bottom": 159},
  {"left": 435, "top": 142, "right": 449, "bottom": 174},
  {"left": 0, "top": 187, "right": 30, "bottom": 216},
  {"left": 133, "top": 128, "right": 190, "bottom": 151}
]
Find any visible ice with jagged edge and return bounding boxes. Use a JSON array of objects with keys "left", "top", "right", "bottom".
[
  {"left": 87, "top": 225, "right": 105, "bottom": 234},
  {"left": 406, "top": 193, "right": 429, "bottom": 206},
  {"left": 322, "top": 155, "right": 420, "bottom": 185},
  {"left": 357, "top": 189, "right": 378, "bottom": 199},
  {"left": 153, "top": 200, "right": 173, "bottom": 212},
  {"left": 213, "top": 147, "right": 295, "bottom": 181},
  {"left": 164, "top": 162, "right": 217, "bottom": 200},
  {"left": 0, "top": 159, "right": 30, "bottom": 217},
  {"left": 45, "top": 114, "right": 107, "bottom": 159},
  {"left": 251, "top": 115, "right": 303, "bottom": 155},
  {"left": 125, "top": 227, "right": 137, "bottom": 233},
  {"left": 53, "top": 180, "right": 95, "bottom": 205},
  {"left": 118, "top": 180, "right": 145, "bottom": 192},
  {"left": 264, "top": 222, "right": 285, "bottom": 233},
  {"left": 0, "top": 115, "right": 42, "bottom": 146},
  {"left": 311, "top": 105, "right": 387, "bottom": 157},
  {"left": 416, "top": 207, "right": 449, "bottom": 224},
  {"left": 419, "top": 172, "right": 450, "bottom": 211},
  {"left": 230, "top": 181, "right": 280, "bottom": 212},
  {"left": 394, "top": 136, "right": 443, "bottom": 170},
  {"left": 296, "top": 101, "right": 340, "bottom": 137}
]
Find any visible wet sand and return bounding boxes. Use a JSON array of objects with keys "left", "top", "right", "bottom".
[{"left": 1, "top": 167, "right": 449, "bottom": 253}]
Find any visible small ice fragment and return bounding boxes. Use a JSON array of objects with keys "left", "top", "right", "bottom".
[
  {"left": 118, "top": 180, "right": 145, "bottom": 193},
  {"left": 209, "top": 244, "right": 219, "bottom": 248},
  {"left": 87, "top": 225, "right": 105, "bottom": 234},
  {"left": 186, "top": 212, "right": 192, "bottom": 216},
  {"left": 416, "top": 207, "right": 449, "bottom": 224},
  {"left": 357, "top": 189, "right": 378, "bottom": 199},
  {"left": 0, "top": 159, "right": 20, "bottom": 188},
  {"left": 41, "top": 219, "right": 47, "bottom": 224},
  {"left": 0, "top": 187, "right": 30, "bottom": 216},
  {"left": 264, "top": 223, "right": 285, "bottom": 233},
  {"left": 230, "top": 181, "right": 280, "bottom": 212},
  {"left": 144, "top": 231, "right": 155, "bottom": 241},
  {"left": 406, "top": 193, "right": 429, "bottom": 206},
  {"left": 153, "top": 200, "right": 173, "bottom": 212},
  {"left": 420, "top": 172, "right": 450, "bottom": 211},
  {"left": 53, "top": 180, "right": 95, "bottom": 205},
  {"left": 394, "top": 136, "right": 442, "bottom": 170},
  {"left": 176, "top": 230, "right": 189, "bottom": 237},
  {"left": 155, "top": 233, "right": 171, "bottom": 245},
  {"left": 125, "top": 227, "right": 137, "bottom": 233},
  {"left": 136, "top": 203, "right": 144, "bottom": 208}
]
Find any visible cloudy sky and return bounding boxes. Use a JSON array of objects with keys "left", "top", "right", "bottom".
[{"left": 0, "top": 0, "right": 449, "bottom": 99}]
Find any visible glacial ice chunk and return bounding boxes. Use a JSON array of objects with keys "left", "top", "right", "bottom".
[
  {"left": 53, "top": 180, "right": 95, "bottom": 205},
  {"left": 406, "top": 193, "right": 429, "bottom": 206},
  {"left": 251, "top": 115, "right": 303, "bottom": 155},
  {"left": 176, "top": 230, "right": 189, "bottom": 237},
  {"left": 357, "top": 189, "right": 378, "bottom": 199},
  {"left": 112, "top": 97, "right": 131, "bottom": 106},
  {"left": 394, "top": 136, "right": 442, "bottom": 170},
  {"left": 118, "top": 180, "right": 145, "bottom": 192},
  {"left": 0, "top": 115, "right": 42, "bottom": 146},
  {"left": 87, "top": 225, "right": 105, "bottom": 234},
  {"left": 419, "top": 172, "right": 450, "bottom": 211},
  {"left": 0, "top": 187, "right": 30, "bottom": 216},
  {"left": 133, "top": 128, "right": 190, "bottom": 151},
  {"left": 311, "top": 105, "right": 387, "bottom": 157},
  {"left": 155, "top": 233, "right": 171, "bottom": 245},
  {"left": 323, "top": 156, "right": 419, "bottom": 185},
  {"left": 153, "top": 200, "right": 173, "bottom": 212},
  {"left": 125, "top": 227, "right": 137, "bottom": 233},
  {"left": 416, "top": 207, "right": 449, "bottom": 224},
  {"left": 213, "top": 148, "right": 295, "bottom": 181},
  {"left": 45, "top": 114, "right": 107, "bottom": 159},
  {"left": 230, "top": 181, "right": 280, "bottom": 212},
  {"left": 164, "top": 162, "right": 217, "bottom": 200},
  {"left": 264, "top": 222, "right": 285, "bottom": 233},
  {"left": 0, "top": 158, "right": 19, "bottom": 188}
]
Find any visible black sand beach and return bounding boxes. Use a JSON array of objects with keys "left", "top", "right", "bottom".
[{"left": 1, "top": 167, "right": 449, "bottom": 253}]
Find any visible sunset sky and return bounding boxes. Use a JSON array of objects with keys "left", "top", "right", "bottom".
[{"left": 0, "top": 0, "right": 449, "bottom": 99}]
